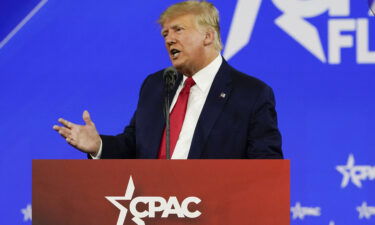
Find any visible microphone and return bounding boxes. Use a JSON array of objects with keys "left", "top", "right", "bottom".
[
  {"left": 163, "top": 67, "right": 178, "bottom": 92},
  {"left": 162, "top": 67, "right": 178, "bottom": 160}
]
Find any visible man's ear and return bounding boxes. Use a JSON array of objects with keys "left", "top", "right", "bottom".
[{"left": 203, "top": 28, "right": 215, "bottom": 46}]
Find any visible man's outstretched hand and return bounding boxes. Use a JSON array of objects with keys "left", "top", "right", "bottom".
[{"left": 53, "top": 110, "right": 101, "bottom": 155}]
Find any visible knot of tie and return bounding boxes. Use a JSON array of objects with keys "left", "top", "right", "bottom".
[{"left": 184, "top": 77, "right": 196, "bottom": 89}]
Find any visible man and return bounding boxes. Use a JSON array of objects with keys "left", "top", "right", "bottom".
[{"left": 53, "top": 0, "right": 283, "bottom": 159}]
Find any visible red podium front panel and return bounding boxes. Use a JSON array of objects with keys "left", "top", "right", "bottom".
[{"left": 33, "top": 160, "right": 289, "bottom": 225}]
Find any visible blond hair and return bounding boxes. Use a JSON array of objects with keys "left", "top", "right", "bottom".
[{"left": 158, "top": 0, "right": 223, "bottom": 51}]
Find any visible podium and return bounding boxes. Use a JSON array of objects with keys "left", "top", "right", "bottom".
[{"left": 33, "top": 160, "right": 290, "bottom": 225}]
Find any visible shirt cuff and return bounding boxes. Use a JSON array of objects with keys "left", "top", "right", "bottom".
[{"left": 90, "top": 138, "right": 103, "bottom": 159}]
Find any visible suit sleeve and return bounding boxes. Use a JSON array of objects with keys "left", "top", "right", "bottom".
[
  {"left": 90, "top": 74, "right": 153, "bottom": 159},
  {"left": 246, "top": 85, "right": 283, "bottom": 159},
  {"left": 98, "top": 114, "right": 137, "bottom": 159}
]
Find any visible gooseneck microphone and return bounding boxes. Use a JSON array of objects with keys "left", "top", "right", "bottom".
[
  {"left": 163, "top": 67, "right": 178, "bottom": 91},
  {"left": 163, "top": 67, "right": 178, "bottom": 159}
]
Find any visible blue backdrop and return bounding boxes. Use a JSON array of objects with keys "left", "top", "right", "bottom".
[{"left": 0, "top": 0, "right": 374, "bottom": 224}]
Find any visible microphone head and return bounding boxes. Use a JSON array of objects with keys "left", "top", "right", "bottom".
[{"left": 163, "top": 67, "right": 178, "bottom": 91}]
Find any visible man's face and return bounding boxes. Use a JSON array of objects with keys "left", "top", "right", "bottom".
[{"left": 161, "top": 14, "right": 207, "bottom": 75}]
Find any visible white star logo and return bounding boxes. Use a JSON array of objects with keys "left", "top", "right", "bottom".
[
  {"left": 224, "top": 0, "right": 326, "bottom": 62},
  {"left": 357, "top": 201, "right": 375, "bottom": 219},
  {"left": 290, "top": 202, "right": 321, "bottom": 220},
  {"left": 336, "top": 154, "right": 375, "bottom": 188},
  {"left": 105, "top": 176, "right": 135, "bottom": 225},
  {"left": 224, "top": 0, "right": 262, "bottom": 60},
  {"left": 21, "top": 204, "right": 32, "bottom": 222},
  {"left": 290, "top": 202, "right": 305, "bottom": 220},
  {"left": 336, "top": 154, "right": 356, "bottom": 187}
]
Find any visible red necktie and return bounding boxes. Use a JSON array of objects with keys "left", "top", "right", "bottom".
[{"left": 158, "top": 77, "right": 196, "bottom": 159}]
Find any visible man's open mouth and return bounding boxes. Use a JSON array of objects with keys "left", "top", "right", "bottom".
[{"left": 170, "top": 49, "right": 181, "bottom": 58}]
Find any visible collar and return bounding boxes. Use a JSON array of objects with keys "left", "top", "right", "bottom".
[{"left": 181, "top": 54, "right": 223, "bottom": 93}]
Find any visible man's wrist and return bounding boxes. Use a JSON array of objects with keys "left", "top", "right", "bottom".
[{"left": 90, "top": 138, "right": 103, "bottom": 159}]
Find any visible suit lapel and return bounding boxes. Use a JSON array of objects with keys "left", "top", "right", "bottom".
[{"left": 188, "top": 60, "right": 233, "bottom": 159}]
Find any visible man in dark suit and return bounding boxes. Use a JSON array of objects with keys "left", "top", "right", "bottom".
[{"left": 53, "top": 1, "right": 283, "bottom": 159}]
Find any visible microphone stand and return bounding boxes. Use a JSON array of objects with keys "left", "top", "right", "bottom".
[
  {"left": 163, "top": 67, "right": 177, "bottom": 160},
  {"left": 164, "top": 88, "right": 171, "bottom": 160}
]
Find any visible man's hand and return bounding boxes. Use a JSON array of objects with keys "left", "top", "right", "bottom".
[{"left": 53, "top": 110, "right": 101, "bottom": 155}]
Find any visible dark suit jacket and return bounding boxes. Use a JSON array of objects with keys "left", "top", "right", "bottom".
[{"left": 99, "top": 59, "right": 283, "bottom": 159}]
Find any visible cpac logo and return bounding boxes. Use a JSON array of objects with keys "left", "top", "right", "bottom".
[
  {"left": 357, "top": 201, "right": 375, "bottom": 219},
  {"left": 224, "top": 0, "right": 375, "bottom": 64},
  {"left": 336, "top": 154, "right": 375, "bottom": 188},
  {"left": 290, "top": 202, "right": 321, "bottom": 220},
  {"left": 105, "top": 176, "right": 201, "bottom": 225}
]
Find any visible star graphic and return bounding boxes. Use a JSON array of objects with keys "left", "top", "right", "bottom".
[
  {"left": 105, "top": 176, "right": 135, "bottom": 225},
  {"left": 290, "top": 202, "right": 304, "bottom": 220},
  {"left": 290, "top": 202, "right": 321, "bottom": 220},
  {"left": 21, "top": 204, "right": 32, "bottom": 221},
  {"left": 357, "top": 201, "right": 375, "bottom": 219},
  {"left": 336, "top": 154, "right": 359, "bottom": 188}
]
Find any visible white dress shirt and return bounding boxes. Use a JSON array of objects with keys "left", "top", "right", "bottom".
[
  {"left": 92, "top": 54, "right": 222, "bottom": 159},
  {"left": 170, "top": 55, "right": 222, "bottom": 159}
]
